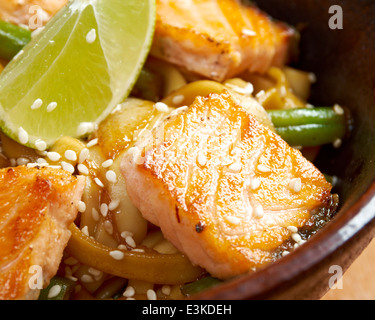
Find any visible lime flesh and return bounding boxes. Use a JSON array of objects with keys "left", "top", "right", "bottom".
[{"left": 0, "top": 0, "right": 156, "bottom": 148}]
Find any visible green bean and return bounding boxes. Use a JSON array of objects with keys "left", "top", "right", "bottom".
[
  {"left": 0, "top": 20, "right": 31, "bottom": 60},
  {"left": 38, "top": 276, "right": 76, "bottom": 300},
  {"left": 181, "top": 276, "right": 222, "bottom": 296},
  {"left": 267, "top": 107, "right": 349, "bottom": 147},
  {"left": 267, "top": 107, "right": 344, "bottom": 127}
]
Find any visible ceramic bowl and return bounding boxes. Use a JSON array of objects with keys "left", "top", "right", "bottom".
[{"left": 193, "top": 0, "right": 375, "bottom": 300}]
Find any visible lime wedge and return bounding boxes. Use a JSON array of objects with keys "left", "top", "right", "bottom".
[{"left": 0, "top": 0, "right": 156, "bottom": 148}]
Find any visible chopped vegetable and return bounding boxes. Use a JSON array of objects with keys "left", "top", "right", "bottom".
[
  {"left": 38, "top": 276, "right": 76, "bottom": 300},
  {"left": 0, "top": 20, "right": 31, "bottom": 60},
  {"left": 181, "top": 276, "right": 222, "bottom": 296},
  {"left": 268, "top": 107, "right": 349, "bottom": 147}
]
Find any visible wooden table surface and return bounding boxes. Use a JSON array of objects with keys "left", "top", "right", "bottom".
[{"left": 321, "top": 238, "right": 375, "bottom": 300}]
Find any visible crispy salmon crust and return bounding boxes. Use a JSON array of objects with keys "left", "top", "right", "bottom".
[
  {"left": 121, "top": 91, "right": 332, "bottom": 279},
  {"left": 152, "top": 0, "right": 296, "bottom": 81},
  {"left": 0, "top": 166, "right": 85, "bottom": 300}
]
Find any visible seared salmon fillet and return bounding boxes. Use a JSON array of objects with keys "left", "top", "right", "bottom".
[
  {"left": 152, "top": 0, "right": 296, "bottom": 81},
  {"left": 0, "top": 166, "right": 85, "bottom": 300},
  {"left": 0, "top": 0, "right": 66, "bottom": 27},
  {"left": 121, "top": 91, "right": 333, "bottom": 279}
]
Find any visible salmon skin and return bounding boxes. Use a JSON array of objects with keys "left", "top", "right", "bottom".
[
  {"left": 151, "top": 0, "right": 297, "bottom": 81},
  {"left": 0, "top": 166, "right": 85, "bottom": 300},
  {"left": 121, "top": 91, "right": 334, "bottom": 279}
]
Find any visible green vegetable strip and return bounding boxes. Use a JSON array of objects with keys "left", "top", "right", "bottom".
[
  {"left": 38, "top": 276, "right": 76, "bottom": 300},
  {"left": 268, "top": 107, "right": 348, "bottom": 147},
  {"left": 267, "top": 107, "right": 345, "bottom": 127},
  {"left": 275, "top": 123, "right": 346, "bottom": 147},
  {"left": 181, "top": 276, "right": 222, "bottom": 296},
  {"left": 0, "top": 20, "right": 31, "bottom": 60}
]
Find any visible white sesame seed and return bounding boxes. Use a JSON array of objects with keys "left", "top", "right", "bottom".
[
  {"left": 87, "top": 138, "right": 98, "bottom": 148},
  {"left": 250, "top": 178, "right": 261, "bottom": 190},
  {"left": 225, "top": 216, "right": 241, "bottom": 225},
  {"left": 48, "top": 165, "right": 61, "bottom": 169},
  {"left": 333, "top": 138, "right": 342, "bottom": 148},
  {"left": 86, "top": 28, "right": 96, "bottom": 44},
  {"left": 18, "top": 127, "right": 29, "bottom": 144},
  {"left": 46, "top": 102, "right": 57, "bottom": 112},
  {"left": 121, "top": 231, "right": 133, "bottom": 239},
  {"left": 27, "top": 162, "right": 38, "bottom": 168},
  {"left": 255, "top": 90, "right": 265, "bottom": 99},
  {"left": 292, "top": 233, "right": 302, "bottom": 243},
  {"left": 81, "top": 274, "right": 94, "bottom": 283},
  {"left": 123, "top": 286, "right": 135, "bottom": 298},
  {"left": 77, "top": 163, "right": 89, "bottom": 175},
  {"left": 94, "top": 177, "right": 104, "bottom": 188},
  {"left": 16, "top": 157, "right": 29, "bottom": 166},
  {"left": 47, "top": 285, "right": 62, "bottom": 298},
  {"left": 229, "top": 162, "right": 242, "bottom": 172},
  {"left": 61, "top": 161, "right": 75, "bottom": 174},
  {"left": 104, "top": 220, "right": 113, "bottom": 234},
  {"left": 64, "top": 149, "right": 77, "bottom": 161},
  {"left": 92, "top": 208, "right": 100, "bottom": 221},
  {"left": 109, "top": 250, "right": 124, "bottom": 260},
  {"left": 282, "top": 250, "right": 290, "bottom": 257},
  {"left": 226, "top": 82, "right": 254, "bottom": 95},
  {"left": 161, "top": 285, "right": 171, "bottom": 296},
  {"left": 106, "top": 170, "right": 117, "bottom": 183},
  {"left": 147, "top": 289, "right": 157, "bottom": 300},
  {"left": 78, "top": 201, "right": 86, "bottom": 213},
  {"left": 34, "top": 139, "right": 47, "bottom": 151},
  {"left": 333, "top": 104, "right": 344, "bottom": 115},
  {"left": 77, "top": 122, "right": 95, "bottom": 136},
  {"left": 108, "top": 199, "right": 120, "bottom": 211},
  {"left": 172, "top": 95, "right": 185, "bottom": 105},
  {"left": 47, "top": 151, "right": 61, "bottom": 162},
  {"left": 31, "top": 98, "right": 43, "bottom": 110},
  {"left": 197, "top": 153, "right": 207, "bottom": 166},
  {"left": 79, "top": 148, "right": 90, "bottom": 163},
  {"left": 257, "top": 164, "right": 271, "bottom": 173},
  {"left": 287, "top": 226, "right": 298, "bottom": 233},
  {"left": 289, "top": 178, "right": 302, "bottom": 193},
  {"left": 155, "top": 102, "right": 169, "bottom": 113},
  {"left": 100, "top": 203, "right": 108, "bottom": 217},
  {"left": 118, "top": 244, "right": 127, "bottom": 250},
  {"left": 81, "top": 226, "right": 89, "bottom": 236},
  {"left": 254, "top": 205, "right": 264, "bottom": 218},
  {"left": 242, "top": 28, "right": 257, "bottom": 36},
  {"left": 102, "top": 159, "right": 113, "bottom": 168},
  {"left": 125, "top": 236, "right": 136, "bottom": 248},
  {"left": 88, "top": 267, "right": 102, "bottom": 278}
]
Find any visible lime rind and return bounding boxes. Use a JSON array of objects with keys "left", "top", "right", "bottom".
[{"left": 0, "top": 0, "right": 156, "bottom": 149}]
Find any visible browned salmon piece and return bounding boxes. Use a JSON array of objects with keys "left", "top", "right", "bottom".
[
  {"left": 0, "top": 0, "right": 66, "bottom": 27},
  {"left": 121, "top": 91, "right": 333, "bottom": 279},
  {"left": 151, "top": 0, "right": 296, "bottom": 82},
  {"left": 0, "top": 166, "right": 85, "bottom": 300}
]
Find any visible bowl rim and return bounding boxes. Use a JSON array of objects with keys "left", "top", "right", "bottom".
[{"left": 192, "top": 180, "right": 375, "bottom": 300}]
